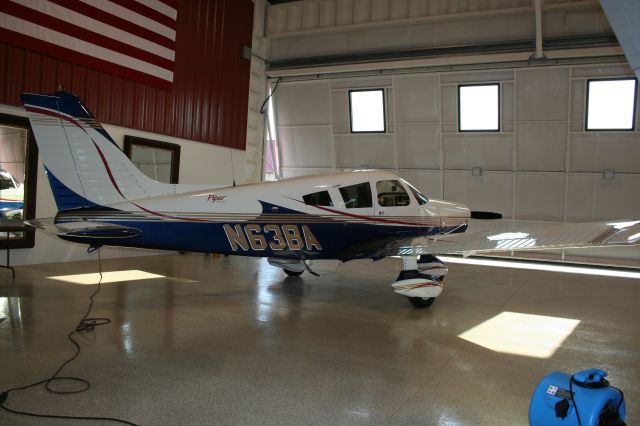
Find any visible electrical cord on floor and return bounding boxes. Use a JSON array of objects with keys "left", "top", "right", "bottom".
[{"left": 0, "top": 250, "right": 139, "bottom": 425}]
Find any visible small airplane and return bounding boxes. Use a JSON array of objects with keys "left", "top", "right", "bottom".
[
  {"left": 19, "top": 91, "right": 640, "bottom": 307},
  {"left": 0, "top": 168, "right": 24, "bottom": 219}
]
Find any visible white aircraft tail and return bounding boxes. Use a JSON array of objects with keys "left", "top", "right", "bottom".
[{"left": 21, "top": 91, "right": 180, "bottom": 211}]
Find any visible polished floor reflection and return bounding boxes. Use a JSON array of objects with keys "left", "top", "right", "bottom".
[{"left": 0, "top": 253, "right": 638, "bottom": 425}]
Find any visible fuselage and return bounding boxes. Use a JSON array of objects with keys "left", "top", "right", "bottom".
[{"left": 54, "top": 170, "right": 470, "bottom": 261}]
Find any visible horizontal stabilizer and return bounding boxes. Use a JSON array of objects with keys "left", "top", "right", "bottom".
[{"left": 28, "top": 218, "right": 141, "bottom": 239}]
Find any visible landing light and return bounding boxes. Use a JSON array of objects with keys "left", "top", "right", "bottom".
[{"left": 458, "top": 311, "right": 580, "bottom": 359}]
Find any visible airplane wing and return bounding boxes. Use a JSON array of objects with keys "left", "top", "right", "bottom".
[{"left": 387, "top": 219, "right": 640, "bottom": 257}]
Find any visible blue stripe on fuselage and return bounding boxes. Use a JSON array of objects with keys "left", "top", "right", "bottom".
[
  {"left": 0, "top": 201, "right": 23, "bottom": 211},
  {"left": 56, "top": 219, "right": 466, "bottom": 260}
]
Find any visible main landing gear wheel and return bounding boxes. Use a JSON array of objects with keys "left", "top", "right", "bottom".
[
  {"left": 408, "top": 297, "right": 435, "bottom": 308},
  {"left": 284, "top": 268, "right": 304, "bottom": 277}
]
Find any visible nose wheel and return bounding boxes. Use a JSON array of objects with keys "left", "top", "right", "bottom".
[
  {"left": 392, "top": 255, "right": 448, "bottom": 308},
  {"left": 408, "top": 297, "right": 435, "bottom": 308},
  {"left": 284, "top": 268, "right": 303, "bottom": 277}
]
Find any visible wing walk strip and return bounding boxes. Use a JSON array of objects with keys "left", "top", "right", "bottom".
[{"left": 589, "top": 227, "right": 616, "bottom": 245}]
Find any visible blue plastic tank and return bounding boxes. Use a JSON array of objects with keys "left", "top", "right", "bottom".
[{"left": 529, "top": 369, "right": 626, "bottom": 426}]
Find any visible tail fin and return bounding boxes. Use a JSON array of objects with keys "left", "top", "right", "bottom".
[{"left": 21, "top": 91, "right": 176, "bottom": 211}]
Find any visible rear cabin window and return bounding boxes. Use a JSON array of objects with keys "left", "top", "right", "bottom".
[
  {"left": 303, "top": 190, "right": 333, "bottom": 206},
  {"left": 376, "top": 180, "right": 410, "bottom": 207},
  {"left": 339, "top": 182, "right": 372, "bottom": 208}
]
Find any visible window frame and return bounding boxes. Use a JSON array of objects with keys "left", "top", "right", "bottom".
[
  {"left": 348, "top": 88, "right": 387, "bottom": 134},
  {"left": 585, "top": 77, "right": 638, "bottom": 132},
  {"left": 375, "top": 180, "right": 411, "bottom": 208},
  {"left": 0, "top": 113, "right": 38, "bottom": 249},
  {"left": 457, "top": 83, "right": 501, "bottom": 133},
  {"left": 338, "top": 182, "right": 373, "bottom": 209},
  {"left": 123, "top": 136, "right": 181, "bottom": 184},
  {"left": 303, "top": 190, "right": 333, "bottom": 207}
]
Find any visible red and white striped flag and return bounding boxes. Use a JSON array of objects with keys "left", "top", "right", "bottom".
[{"left": 0, "top": 0, "right": 177, "bottom": 90}]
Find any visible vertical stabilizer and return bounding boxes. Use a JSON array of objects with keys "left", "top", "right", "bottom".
[{"left": 21, "top": 91, "right": 176, "bottom": 211}]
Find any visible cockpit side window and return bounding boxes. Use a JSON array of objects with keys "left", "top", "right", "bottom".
[
  {"left": 339, "top": 182, "right": 372, "bottom": 209},
  {"left": 303, "top": 190, "right": 333, "bottom": 207},
  {"left": 376, "top": 180, "right": 410, "bottom": 207}
]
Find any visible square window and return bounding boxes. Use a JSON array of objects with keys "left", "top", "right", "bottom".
[
  {"left": 349, "top": 89, "right": 386, "bottom": 133},
  {"left": 0, "top": 114, "right": 37, "bottom": 249},
  {"left": 458, "top": 84, "right": 500, "bottom": 132},
  {"left": 124, "top": 136, "right": 181, "bottom": 184},
  {"left": 586, "top": 78, "right": 637, "bottom": 131}
]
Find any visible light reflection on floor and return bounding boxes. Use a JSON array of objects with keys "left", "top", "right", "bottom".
[
  {"left": 255, "top": 260, "right": 283, "bottom": 323},
  {"left": 0, "top": 296, "right": 22, "bottom": 323},
  {"left": 47, "top": 270, "right": 169, "bottom": 285},
  {"left": 458, "top": 311, "right": 580, "bottom": 359}
]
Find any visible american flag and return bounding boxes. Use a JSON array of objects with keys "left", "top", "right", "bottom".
[{"left": 0, "top": 0, "right": 177, "bottom": 90}]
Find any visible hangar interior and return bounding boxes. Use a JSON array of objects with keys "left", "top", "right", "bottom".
[{"left": 0, "top": 0, "right": 639, "bottom": 425}]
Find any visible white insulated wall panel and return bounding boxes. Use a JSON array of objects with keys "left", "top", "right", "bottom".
[
  {"left": 440, "top": 84, "right": 457, "bottom": 132},
  {"left": 275, "top": 82, "right": 332, "bottom": 126},
  {"left": 278, "top": 126, "right": 334, "bottom": 168},
  {"left": 334, "top": 134, "right": 396, "bottom": 169},
  {"left": 396, "top": 124, "right": 440, "bottom": 169},
  {"left": 565, "top": 173, "right": 595, "bottom": 222},
  {"left": 444, "top": 171, "right": 514, "bottom": 218},
  {"left": 516, "top": 173, "right": 566, "bottom": 221},
  {"left": 517, "top": 68, "right": 569, "bottom": 122},
  {"left": 443, "top": 134, "right": 513, "bottom": 171},
  {"left": 516, "top": 123, "right": 567, "bottom": 171},
  {"left": 567, "top": 173, "right": 640, "bottom": 221},
  {"left": 569, "top": 133, "right": 640, "bottom": 173},
  {"left": 281, "top": 167, "right": 334, "bottom": 178},
  {"left": 394, "top": 75, "right": 440, "bottom": 123},
  {"left": 398, "top": 169, "right": 443, "bottom": 199}
]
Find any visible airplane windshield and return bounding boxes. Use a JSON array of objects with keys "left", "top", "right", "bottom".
[{"left": 400, "top": 178, "right": 428, "bottom": 205}]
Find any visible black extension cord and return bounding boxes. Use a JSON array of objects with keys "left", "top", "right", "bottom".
[
  {"left": 569, "top": 374, "right": 627, "bottom": 426},
  {"left": 0, "top": 250, "right": 138, "bottom": 425}
]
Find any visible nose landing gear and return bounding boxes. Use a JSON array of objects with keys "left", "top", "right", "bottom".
[{"left": 391, "top": 255, "right": 448, "bottom": 308}]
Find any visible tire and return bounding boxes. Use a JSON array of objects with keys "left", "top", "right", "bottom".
[
  {"left": 284, "top": 268, "right": 304, "bottom": 277},
  {"left": 408, "top": 297, "right": 435, "bottom": 308}
]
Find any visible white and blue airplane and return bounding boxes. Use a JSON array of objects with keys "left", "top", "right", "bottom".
[{"left": 20, "top": 91, "right": 640, "bottom": 307}]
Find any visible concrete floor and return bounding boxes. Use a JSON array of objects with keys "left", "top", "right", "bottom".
[{"left": 0, "top": 253, "right": 638, "bottom": 425}]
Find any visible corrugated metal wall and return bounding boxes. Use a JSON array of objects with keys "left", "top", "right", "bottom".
[{"left": 0, "top": 0, "right": 253, "bottom": 150}]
